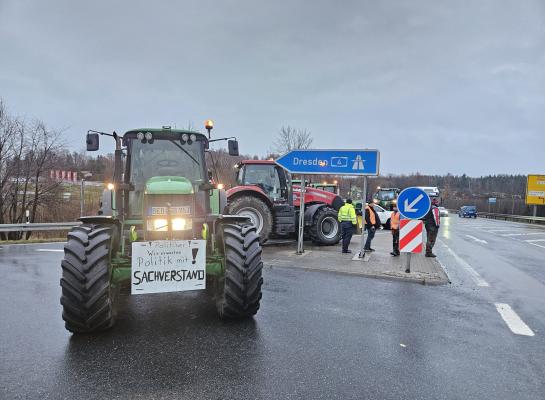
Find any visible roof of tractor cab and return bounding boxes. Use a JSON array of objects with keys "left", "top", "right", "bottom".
[{"left": 124, "top": 128, "right": 207, "bottom": 138}]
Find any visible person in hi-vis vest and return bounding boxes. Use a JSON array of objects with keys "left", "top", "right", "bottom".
[
  {"left": 390, "top": 205, "right": 401, "bottom": 256},
  {"left": 422, "top": 198, "right": 441, "bottom": 257},
  {"left": 338, "top": 199, "right": 357, "bottom": 253},
  {"left": 364, "top": 202, "right": 381, "bottom": 252}
]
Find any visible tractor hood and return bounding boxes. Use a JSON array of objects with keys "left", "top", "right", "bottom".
[
  {"left": 293, "top": 185, "right": 344, "bottom": 211},
  {"left": 145, "top": 176, "right": 194, "bottom": 195}
]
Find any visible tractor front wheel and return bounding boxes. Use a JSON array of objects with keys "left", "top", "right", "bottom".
[
  {"left": 216, "top": 223, "right": 263, "bottom": 318},
  {"left": 309, "top": 207, "right": 341, "bottom": 245},
  {"left": 60, "top": 224, "right": 117, "bottom": 333}
]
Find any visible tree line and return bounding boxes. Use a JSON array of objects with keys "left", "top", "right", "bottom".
[{"left": 0, "top": 98, "right": 540, "bottom": 241}]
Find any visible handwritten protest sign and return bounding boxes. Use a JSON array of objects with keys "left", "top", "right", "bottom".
[{"left": 131, "top": 240, "right": 206, "bottom": 294}]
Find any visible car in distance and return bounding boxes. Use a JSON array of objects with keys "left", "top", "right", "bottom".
[
  {"left": 354, "top": 203, "right": 393, "bottom": 229},
  {"left": 438, "top": 206, "right": 449, "bottom": 217},
  {"left": 459, "top": 206, "right": 477, "bottom": 218}
]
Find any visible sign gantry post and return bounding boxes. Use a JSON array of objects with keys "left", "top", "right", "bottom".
[
  {"left": 297, "top": 175, "right": 305, "bottom": 254},
  {"left": 275, "top": 149, "right": 380, "bottom": 256},
  {"left": 359, "top": 176, "right": 368, "bottom": 258}
]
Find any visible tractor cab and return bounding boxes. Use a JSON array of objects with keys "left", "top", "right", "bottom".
[
  {"left": 235, "top": 160, "right": 291, "bottom": 203},
  {"left": 123, "top": 130, "right": 209, "bottom": 237}
]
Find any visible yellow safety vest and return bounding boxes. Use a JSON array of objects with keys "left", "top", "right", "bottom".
[{"left": 338, "top": 203, "right": 357, "bottom": 224}]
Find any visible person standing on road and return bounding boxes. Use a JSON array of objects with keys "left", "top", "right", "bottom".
[
  {"left": 423, "top": 198, "right": 441, "bottom": 257},
  {"left": 338, "top": 198, "right": 357, "bottom": 253},
  {"left": 364, "top": 202, "right": 381, "bottom": 252},
  {"left": 390, "top": 205, "right": 401, "bottom": 256}
]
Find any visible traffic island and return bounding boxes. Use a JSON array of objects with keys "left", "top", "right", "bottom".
[{"left": 262, "top": 230, "right": 450, "bottom": 285}]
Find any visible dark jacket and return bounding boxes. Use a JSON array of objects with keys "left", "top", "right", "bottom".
[
  {"left": 423, "top": 205, "right": 440, "bottom": 228},
  {"left": 364, "top": 206, "right": 382, "bottom": 229}
]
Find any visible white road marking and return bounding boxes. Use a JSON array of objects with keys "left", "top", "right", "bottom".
[
  {"left": 494, "top": 303, "right": 535, "bottom": 336},
  {"left": 36, "top": 249, "right": 64, "bottom": 252},
  {"left": 465, "top": 235, "right": 488, "bottom": 244},
  {"left": 446, "top": 247, "right": 489, "bottom": 287},
  {"left": 482, "top": 229, "right": 513, "bottom": 233},
  {"left": 525, "top": 239, "right": 545, "bottom": 243},
  {"left": 528, "top": 242, "right": 545, "bottom": 249},
  {"left": 501, "top": 232, "right": 545, "bottom": 237}
]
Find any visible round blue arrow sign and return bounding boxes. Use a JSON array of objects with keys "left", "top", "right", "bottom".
[{"left": 397, "top": 187, "right": 431, "bottom": 220}]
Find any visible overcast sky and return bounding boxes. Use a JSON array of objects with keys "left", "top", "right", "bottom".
[{"left": 1, "top": 0, "right": 543, "bottom": 176}]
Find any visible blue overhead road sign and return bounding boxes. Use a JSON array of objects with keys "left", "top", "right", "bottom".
[
  {"left": 397, "top": 187, "right": 431, "bottom": 220},
  {"left": 275, "top": 149, "right": 379, "bottom": 176}
]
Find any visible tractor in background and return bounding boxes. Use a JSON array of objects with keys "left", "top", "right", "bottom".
[
  {"left": 60, "top": 124, "right": 263, "bottom": 333},
  {"left": 372, "top": 187, "right": 400, "bottom": 210},
  {"left": 226, "top": 160, "right": 343, "bottom": 245}
]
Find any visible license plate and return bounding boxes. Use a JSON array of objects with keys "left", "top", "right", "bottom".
[
  {"left": 150, "top": 206, "right": 191, "bottom": 216},
  {"left": 131, "top": 240, "right": 206, "bottom": 294}
]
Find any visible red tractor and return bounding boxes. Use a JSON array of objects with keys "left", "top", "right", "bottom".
[{"left": 226, "top": 160, "right": 344, "bottom": 245}]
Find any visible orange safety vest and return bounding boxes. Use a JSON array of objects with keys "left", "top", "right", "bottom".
[
  {"left": 365, "top": 206, "right": 376, "bottom": 225},
  {"left": 391, "top": 211, "right": 400, "bottom": 230}
]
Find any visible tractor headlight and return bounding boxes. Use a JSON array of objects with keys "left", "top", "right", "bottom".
[
  {"left": 149, "top": 218, "right": 169, "bottom": 231},
  {"left": 182, "top": 133, "right": 189, "bottom": 142},
  {"left": 190, "top": 134, "right": 197, "bottom": 142},
  {"left": 137, "top": 132, "right": 144, "bottom": 140},
  {"left": 145, "top": 132, "right": 153, "bottom": 141},
  {"left": 172, "top": 218, "right": 187, "bottom": 231}
]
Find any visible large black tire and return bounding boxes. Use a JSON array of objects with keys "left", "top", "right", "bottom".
[
  {"left": 309, "top": 207, "right": 341, "bottom": 245},
  {"left": 227, "top": 195, "right": 273, "bottom": 243},
  {"left": 60, "top": 224, "right": 117, "bottom": 333},
  {"left": 216, "top": 224, "right": 263, "bottom": 318}
]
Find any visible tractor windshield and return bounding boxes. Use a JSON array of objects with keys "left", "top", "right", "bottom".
[
  {"left": 128, "top": 139, "right": 204, "bottom": 216},
  {"left": 376, "top": 190, "right": 396, "bottom": 201},
  {"left": 241, "top": 164, "right": 283, "bottom": 200}
]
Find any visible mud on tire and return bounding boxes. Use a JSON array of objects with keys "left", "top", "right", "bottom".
[
  {"left": 216, "top": 223, "right": 263, "bottom": 318},
  {"left": 60, "top": 224, "right": 117, "bottom": 333}
]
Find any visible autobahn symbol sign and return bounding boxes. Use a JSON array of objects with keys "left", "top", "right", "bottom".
[
  {"left": 275, "top": 149, "right": 379, "bottom": 176},
  {"left": 399, "top": 220, "right": 423, "bottom": 253},
  {"left": 397, "top": 187, "right": 431, "bottom": 220}
]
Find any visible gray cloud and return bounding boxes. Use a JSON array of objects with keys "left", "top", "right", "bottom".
[{"left": 1, "top": 0, "right": 544, "bottom": 175}]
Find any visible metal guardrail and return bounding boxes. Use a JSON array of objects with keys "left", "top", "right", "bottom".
[
  {"left": 475, "top": 212, "right": 545, "bottom": 225},
  {"left": 0, "top": 222, "right": 81, "bottom": 232}
]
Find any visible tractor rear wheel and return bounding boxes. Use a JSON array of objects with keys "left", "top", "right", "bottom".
[
  {"left": 227, "top": 195, "right": 272, "bottom": 243},
  {"left": 60, "top": 224, "right": 117, "bottom": 333},
  {"left": 309, "top": 207, "right": 341, "bottom": 245},
  {"left": 216, "top": 223, "right": 263, "bottom": 318}
]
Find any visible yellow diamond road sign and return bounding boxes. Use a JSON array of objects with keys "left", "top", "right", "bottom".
[{"left": 526, "top": 175, "right": 545, "bottom": 205}]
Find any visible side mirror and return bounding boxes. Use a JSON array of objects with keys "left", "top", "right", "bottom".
[
  {"left": 86, "top": 133, "right": 99, "bottom": 151},
  {"left": 228, "top": 140, "right": 239, "bottom": 156}
]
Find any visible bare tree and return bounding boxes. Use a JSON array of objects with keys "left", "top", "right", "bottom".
[
  {"left": 272, "top": 125, "right": 313, "bottom": 154},
  {"left": 0, "top": 99, "right": 64, "bottom": 240}
]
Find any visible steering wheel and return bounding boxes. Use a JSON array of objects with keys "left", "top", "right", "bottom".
[{"left": 156, "top": 159, "right": 180, "bottom": 167}]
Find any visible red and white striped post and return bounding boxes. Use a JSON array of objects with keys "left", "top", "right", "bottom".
[{"left": 399, "top": 219, "right": 423, "bottom": 273}]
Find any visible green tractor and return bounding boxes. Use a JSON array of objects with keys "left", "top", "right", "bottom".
[{"left": 60, "top": 124, "right": 263, "bottom": 333}]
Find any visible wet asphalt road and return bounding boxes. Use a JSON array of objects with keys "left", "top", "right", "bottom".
[{"left": 1, "top": 217, "right": 544, "bottom": 400}]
